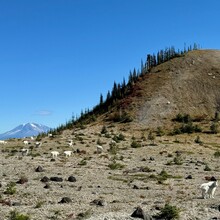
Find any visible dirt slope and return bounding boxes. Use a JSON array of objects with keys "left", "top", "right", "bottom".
[{"left": 117, "top": 50, "right": 220, "bottom": 129}]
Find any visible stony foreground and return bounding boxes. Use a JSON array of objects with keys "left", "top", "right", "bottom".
[{"left": 1, "top": 128, "right": 220, "bottom": 220}]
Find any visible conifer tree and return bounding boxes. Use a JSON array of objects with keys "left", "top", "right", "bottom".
[{"left": 99, "top": 93, "right": 103, "bottom": 105}]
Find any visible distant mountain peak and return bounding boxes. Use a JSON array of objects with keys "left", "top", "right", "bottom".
[{"left": 0, "top": 123, "right": 51, "bottom": 140}]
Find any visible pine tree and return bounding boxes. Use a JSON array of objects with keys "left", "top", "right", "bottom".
[{"left": 99, "top": 93, "right": 104, "bottom": 105}]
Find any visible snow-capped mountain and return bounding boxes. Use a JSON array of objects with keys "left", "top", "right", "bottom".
[{"left": 0, "top": 123, "right": 51, "bottom": 140}]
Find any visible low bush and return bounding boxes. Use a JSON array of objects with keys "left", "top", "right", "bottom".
[
  {"left": 9, "top": 210, "right": 30, "bottom": 220},
  {"left": 156, "top": 203, "right": 180, "bottom": 219},
  {"left": 108, "top": 161, "right": 125, "bottom": 170}
]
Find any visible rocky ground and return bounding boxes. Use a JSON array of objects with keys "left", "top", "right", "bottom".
[{"left": 1, "top": 125, "right": 220, "bottom": 220}]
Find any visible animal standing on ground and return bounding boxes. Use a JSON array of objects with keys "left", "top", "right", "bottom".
[
  {"left": 68, "top": 140, "right": 73, "bottom": 147},
  {"left": 64, "top": 150, "right": 72, "bottom": 157},
  {"left": 0, "top": 140, "right": 7, "bottom": 145},
  {"left": 51, "top": 151, "right": 59, "bottom": 158},
  {"left": 200, "top": 180, "right": 218, "bottom": 199},
  {"left": 23, "top": 140, "right": 29, "bottom": 145},
  {"left": 96, "top": 145, "right": 103, "bottom": 154},
  {"left": 35, "top": 142, "right": 42, "bottom": 148},
  {"left": 21, "top": 148, "right": 29, "bottom": 156}
]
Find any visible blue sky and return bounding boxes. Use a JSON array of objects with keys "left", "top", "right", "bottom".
[{"left": 0, "top": 0, "right": 220, "bottom": 133}]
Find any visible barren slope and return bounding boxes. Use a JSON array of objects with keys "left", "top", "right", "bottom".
[{"left": 117, "top": 50, "right": 220, "bottom": 129}]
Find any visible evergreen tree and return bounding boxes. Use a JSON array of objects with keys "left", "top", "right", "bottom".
[{"left": 99, "top": 93, "right": 104, "bottom": 105}]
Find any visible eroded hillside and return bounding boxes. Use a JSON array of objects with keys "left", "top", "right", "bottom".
[{"left": 115, "top": 50, "right": 220, "bottom": 130}]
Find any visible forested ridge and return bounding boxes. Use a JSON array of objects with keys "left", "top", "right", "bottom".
[{"left": 49, "top": 43, "right": 201, "bottom": 134}]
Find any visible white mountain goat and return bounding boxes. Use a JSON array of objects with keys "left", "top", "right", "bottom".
[
  {"left": 64, "top": 150, "right": 72, "bottom": 157},
  {"left": 23, "top": 140, "right": 29, "bottom": 145},
  {"left": 96, "top": 145, "right": 103, "bottom": 154},
  {"left": 35, "top": 142, "right": 42, "bottom": 148},
  {"left": 68, "top": 140, "right": 73, "bottom": 147},
  {"left": 21, "top": 148, "right": 29, "bottom": 156},
  {"left": 51, "top": 151, "right": 59, "bottom": 158},
  {"left": 200, "top": 180, "right": 218, "bottom": 199},
  {"left": 0, "top": 140, "right": 7, "bottom": 145}
]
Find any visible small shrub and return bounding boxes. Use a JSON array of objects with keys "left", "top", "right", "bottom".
[
  {"left": 111, "top": 112, "right": 133, "bottom": 123},
  {"left": 204, "top": 164, "right": 211, "bottom": 171},
  {"left": 9, "top": 210, "right": 30, "bottom": 220},
  {"left": 78, "top": 159, "right": 87, "bottom": 166},
  {"left": 158, "top": 169, "right": 170, "bottom": 182},
  {"left": 210, "top": 122, "right": 219, "bottom": 134},
  {"left": 131, "top": 140, "right": 141, "bottom": 148},
  {"left": 77, "top": 209, "right": 92, "bottom": 220},
  {"left": 214, "top": 151, "right": 220, "bottom": 158},
  {"left": 194, "top": 136, "right": 202, "bottom": 144},
  {"left": 109, "top": 145, "right": 119, "bottom": 155},
  {"left": 35, "top": 201, "right": 44, "bottom": 208},
  {"left": 156, "top": 127, "right": 165, "bottom": 136},
  {"left": 173, "top": 113, "right": 192, "bottom": 123},
  {"left": 214, "top": 111, "right": 220, "bottom": 122},
  {"left": 4, "top": 182, "right": 16, "bottom": 195},
  {"left": 173, "top": 156, "right": 183, "bottom": 165},
  {"left": 108, "top": 161, "right": 125, "bottom": 170},
  {"left": 156, "top": 203, "right": 180, "bottom": 219},
  {"left": 113, "top": 133, "right": 125, "bottom": 142},
  {"left": 101, "top": 125, "right": 108, "bottom": 134},
  {"left": 148, "top": 131, "right": 155, "bottom": 144}
]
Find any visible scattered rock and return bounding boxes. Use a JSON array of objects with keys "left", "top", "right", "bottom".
[
  {"left": 211, "top": 176, "right": 217, "bottom": 181},
  {"left": 90, "top": 199, "right": 106, "bottom": 206},
  {"left": 149, "top": 157, "right": 155, "bottom": 161},
  {"left": 77, "top": 186, "right": 82, "bottom": 191},
  {"left": 41, "top": 176, "right": 50, "bottom": 183},
  {"left": 210, "top": 204, "right": 220, "bottom": 212},
  {"left": 16, "top": 177, "right": 28, "bottom": 184},
  {"left": 68, "top": 176, "right": 76, "bottom": 182},
  {"left": 58, "top": 197, "right": 72, "bottom": 203},
  {"left": 50, "top": 177, "right": 63, "bottom": 182},
  {"left": 35, "top": 166, "right": 44, "bottom": 172},
  {"left": 133, "top": 185, "right": 139, "bottom": 189},
  {"left": 0, "top": 199, "right": 11, "bottom": 206},
  {"left": 186, "top": 175, "right": 193, "bottom": 179},
  {"left": 131, "top": 206, "right": 153, "bottom": 220},
  {"left": 12, "top": 202, "right": 22, "bottom": 206},
  {"left": 44, "top": 183, "right": 50, "bottom": 189}
]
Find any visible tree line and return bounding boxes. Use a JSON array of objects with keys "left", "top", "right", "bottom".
[{"left": 50, "top": 43, "right": 201, "bottom": 134}]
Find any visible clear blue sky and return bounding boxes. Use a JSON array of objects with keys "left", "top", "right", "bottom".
[{"left": 0, "top": 0, "right": 220, "bottom": 133}]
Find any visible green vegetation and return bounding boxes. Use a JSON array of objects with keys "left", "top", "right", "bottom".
[
  {"left": 172, "top": 122, "right": 202, "bottom": 135},
  {"left": 4, "top": 182, "right": 16, "bottom": 195},
  {"left": 148, "top": 131, "right": 155, "bottom": 144},
  {"left": 76, "top": 209, "right": 92, "bottom": 220},
  {"left": 156, "top": 203, "right": 180, "bottom": 219},
  {"left": 101, "top": 125, "right": 108, "bottom": 134},
  {"left": 210, "top": 122, "right": 219, "bottom": 134},
  {"left": 194, "top": 136, "right": 203, "bottom": 144},
  {"left": 173, "top": 113, "right": 192, "bottom": 123},
  {"left": 108, "top": 161, "right": 125, "bottom": 170},
  {"left": 214, "top": 150, "right": 220, "bottom": 158},
  {"left": 35, "top": 201, "right": 45, "bottom": 208},
  {"left": 78, "top": 159, "right": 87, "bottom": 166},
  {"left": 113, "top": 133, "right": 125, "bottom": 142},
  {"left": 131, "top": 140, "right": 142, "bottom": 148},
  {"left": 109, "top": 144, "right": 119, "bottom": 155},
  {"left": 9, "top": 210, "right": 30, "bottom": 220},
  {"left": 167, "top": 156, "right": 183, "bottom": 165},
  {"left": 156, "top": 126, "right": 165, "bottom": 136},
  {"left": 110, "top": 111, "right": 133, "bottom": 123},
  {"left": 204, "top": 164, "right": 212, "bottom": 171}
]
